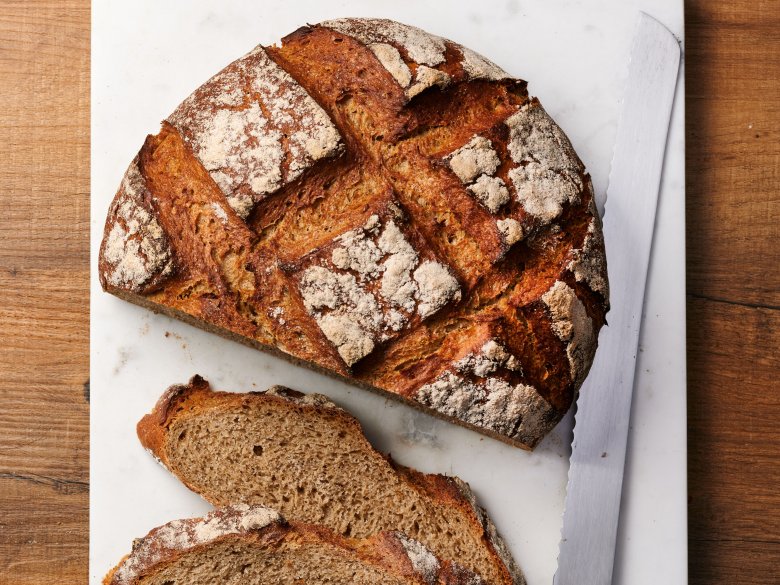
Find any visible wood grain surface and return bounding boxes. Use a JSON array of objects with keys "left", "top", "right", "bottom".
[
  {"left": 0, "top": 1, "right": 89, "bottom": 583},
  {"left": 685, "top": 2, "right": 780, "bottom": 582},
  {"left": 0, "top": 1, "right": 776, "bottom": 583}
]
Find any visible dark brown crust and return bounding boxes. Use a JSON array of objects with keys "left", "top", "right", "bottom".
[
  {"left": 101, "top": 18, "right": 609, "bottom": 449},
  {"left": 119, "top": 284, "right": 543, "bottom": 451},
  {"left": 103, "top": 505, "right": 482, "bottom": 585},
  {"left": 137, "top": 377, "right": 524, "bottom": 585}
]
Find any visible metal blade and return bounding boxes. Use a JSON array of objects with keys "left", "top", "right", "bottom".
[{"left": 554, "top": 12, "right": 680, "bottom": 585}]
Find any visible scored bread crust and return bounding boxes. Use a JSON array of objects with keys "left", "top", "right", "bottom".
[
  {"left": 104, "top": 504, "right": 483, "bottom": 585},
  {"left": 100, "top": 18, "right": 609, "bottom": 449},
  {"left": 138, "top": 376, "right": 526, "bottom": 585}
]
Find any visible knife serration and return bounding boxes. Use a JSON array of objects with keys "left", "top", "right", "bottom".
[{"left": 554, "top": 12, "right": 680, "bottom": 585}]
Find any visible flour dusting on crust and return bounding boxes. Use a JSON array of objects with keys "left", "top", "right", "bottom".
[
  {"left": 111, "top": 504, "right": 282, "bottom": 585},
  {"left": 366, "top": 40, "right": 450, "bottom": 98},
  {"left": 458, "top": 45, "right": 510, "bottom": 81},
  {"left": 448, "top": 565, "right": 487, "bottom": 585},
  {"left": 394, "top": 533, "right": 440, "bottom": 585},
  {"left": 413, "top": 261, "right": 461, "bottom": 319},
  {"left": 417, "top": 372, "right": 554, "bottom": 444},
  {"left": 322, "top": 18, "right": 447, "bottom": 66},
  {"left": 299, "top": 266, "right": 383, "bottom": 366},
  {"left": 102, "top": 158, "right": 173, "bottom": 292},
  {"left": 416, "top": 340, "right": 555, "bottom": 442},
  {"left": 496, "top": 218, "right": 524, "bottom": 245},
  {"left": 169, "top": 45, "right": 342, "bottom": 219},
  {"left": 368, "top": 42, "right": 413, "bottom": 87},
  {"left": 567, "top": 215, "right": 609, "bottom": 300},
  {"left": 505, "top": 102, "right": 584, "bottom": 224},
  {"left": 454, "top": 340, "right": 522, "bottom": 377},
  {"left": 541, "top": 280, "right": 596, "bottom": 384},
  {"left": 322, "top": 18, "right": 511, "bottom": 99},
  {"left": 445, "top": 134, "right": 529, "bottom": 246},
  {"left": 298, "top": 213, "right": 460, "bottom": 366},
  {"left": 468, "top": 175, "right": 510, "bottom": 213},
  {"left": 446, "top": 136, "right": 501, "bottom": 184}
]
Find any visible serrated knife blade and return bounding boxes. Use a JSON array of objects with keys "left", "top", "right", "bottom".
[{"left": 554, "top": 12, "right": 681, "bottom": 585}]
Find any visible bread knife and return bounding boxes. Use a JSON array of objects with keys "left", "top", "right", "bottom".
[{"left": 554, "top": 12, "right": 681, "bottom": 585}]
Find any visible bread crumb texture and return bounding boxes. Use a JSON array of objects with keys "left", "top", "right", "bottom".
[
  {"left": 448, "top": 477, "right": 524, "bottom": 585},
  {"left": 140, "top": 379, "right": 520, "bottom": 584},
  {"left": 106, "top": 499, "right": 487, "bottom": 585}
]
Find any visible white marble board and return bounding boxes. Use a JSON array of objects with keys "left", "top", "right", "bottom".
[{"left": 90, "top": 2, "right": 687, "bottom": 584}]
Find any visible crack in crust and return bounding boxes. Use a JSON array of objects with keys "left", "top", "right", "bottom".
[
  {"left": 99, "top": 18, "right": 608, "bottom": 449},
  {"left": 321, "top": 18, "right": 510, "bottom": 98}
]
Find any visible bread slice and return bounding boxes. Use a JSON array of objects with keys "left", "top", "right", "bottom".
[
  {"left": 138, "top": 376, "right": 525, "bottom": 585},
  {"left": 104, "top": 503, "right": 484, "bottom": 584}
]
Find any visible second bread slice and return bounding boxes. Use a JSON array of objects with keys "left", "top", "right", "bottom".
[
  {"left": 138, "top": 376, "right": 524, "bottom": 585},
  {"left": 105, "top": 504, "right": 483, "bottom": 585}
]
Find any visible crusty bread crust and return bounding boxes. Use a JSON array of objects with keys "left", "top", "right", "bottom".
[
  {"left": 100, "top": 18, "right": 609, "bottom": 449},
  {"left": 138, "top": 376, "right": 525, "bottom": 585},
  {"left": 104, "top": 504, "right": 483, "bottom": 585}
]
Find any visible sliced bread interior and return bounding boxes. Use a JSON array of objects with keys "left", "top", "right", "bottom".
[
  {"left": 138, "top": 376, "right": 524, "bottom": 585},
  {"left": 104, "top": 503, "right": 483, "bottom": 585}
]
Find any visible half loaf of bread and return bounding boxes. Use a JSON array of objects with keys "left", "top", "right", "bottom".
[
  {"left": 104, "top": 504, "right": 484, "bottom": 585},
  {"left": 138, "top": 376, "right": 524, "bottom": 585},
  {"left": 100, "top": 18, "right": 609, "bottom": 449}
]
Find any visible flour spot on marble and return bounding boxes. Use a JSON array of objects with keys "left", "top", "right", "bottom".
[
  {"left": 162, "top": 330, "right": 193, "bottom": 362},
  {"left": 112, "top": 346, "right": 133, "bottom": 375},
  {"left": 396, "top": 410, "right": 442, "bottom": 449}
]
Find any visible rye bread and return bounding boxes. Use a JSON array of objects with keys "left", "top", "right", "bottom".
[
  {"left": 99, "top": 18, "right": 608, "bottom": 449},
  {"left": 138, "top": 376, "right": 525, "bottom": 585},
  {"left": 104, "top": 504, "right": 484, "bottom": 585}
]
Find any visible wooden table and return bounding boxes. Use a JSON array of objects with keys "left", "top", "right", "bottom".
[{"left": 0, "top": 2, "right": 776, "bottom": 583}]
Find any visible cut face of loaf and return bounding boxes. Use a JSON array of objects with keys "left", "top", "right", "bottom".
[
  {"left": 104, "top": 504, "right": 484, "bottom": 585},
  {"left": 100, "top": 18, "right": 609, "bottom": 449},
  {"left": 138, "top": 377, "right": 525, "bottom": 585}
]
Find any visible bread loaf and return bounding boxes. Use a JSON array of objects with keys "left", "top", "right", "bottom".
[
  {"left": 99, "top": 18, "right": 609, "bottom": 449},
  {"left": 138, "top": 376, "right": 524, "bottom": 585},
  {"left": 104, "top": 504, "right": 484, "bottom": 585}
]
